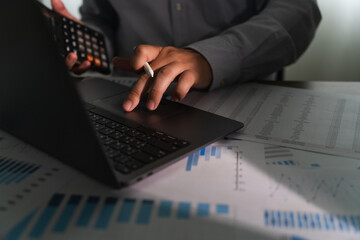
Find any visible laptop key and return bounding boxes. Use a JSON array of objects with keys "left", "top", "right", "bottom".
[
  {"left": 140, "top": 144, "right": 167, "bottom": 158},
  {"left": 114, "top": 163, "right": 131, "bottom": 174},
  {"left": 132, "top": 151, "right": 156, "bottom": 163},
  {"left": 149, "top": 138, "right": 178, "bottom": 152}
]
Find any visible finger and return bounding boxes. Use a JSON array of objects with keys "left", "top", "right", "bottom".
[
  {"left": 131, "top": 45, "right": 163, "bottom": 72},
  {"left": 172, "top": 70, "right": 196, "bottom": 102},
  {"left": 147, "top": 62, "right": 184, "bottom": 110},
  {"left": 51, "top": 0, "right": 82, "bottom": 23},
  {"left": 72, "top": 61, "right": 91, "bottom": 75},
  {"left": 123, "top": 74, "right": 151, "bottom": 112},
  {"left": 65, "top": 53, "right": 78, "bottom": 69}
]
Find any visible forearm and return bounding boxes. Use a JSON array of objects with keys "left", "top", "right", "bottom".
[{"left": 187, "top": 0, "right": 322, "bottom": 90}]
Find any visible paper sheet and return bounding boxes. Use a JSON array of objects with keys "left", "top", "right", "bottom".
[{"left": 3, "top": 139, "right": 360, "bottom": 240}]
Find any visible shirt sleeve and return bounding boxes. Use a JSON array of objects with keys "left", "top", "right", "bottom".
[
  {"left": 186, "top": 0, "right": 322, "bottom": 91},
  {"left": 79, "top": 0, "right": 118, "bottom": 59}
]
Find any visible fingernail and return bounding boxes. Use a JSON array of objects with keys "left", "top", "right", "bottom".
[
  {"left": 147, "top": 100, "right": 155, "bottom": 110},
  {"left": 123, "top": 100, "right": 132, "bottom": 111}
]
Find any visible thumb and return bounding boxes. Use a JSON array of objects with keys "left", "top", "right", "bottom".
[{"left": 51, "top": 0, "right": 82, "bottom": 23}]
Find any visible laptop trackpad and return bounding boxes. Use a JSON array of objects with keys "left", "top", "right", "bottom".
[{"left": 95, "top": 94, "right": 186, "bottom": 125}]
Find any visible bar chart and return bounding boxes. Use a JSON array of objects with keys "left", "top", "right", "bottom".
[
  {"left": 264, "top": 209, "right": 360, "bottom": 233},
  {"left": 5, "top": 193, "right": 230, "bottom": 240},
  {"left": 0, "top": 157, "right": 41, "bottom": 185}
]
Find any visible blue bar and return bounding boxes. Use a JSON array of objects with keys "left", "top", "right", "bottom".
[
  {"left": 277, "top": 161, "right": 283, "bottom": 165},
  {"left": 53, "top": 195, "right": 82, "bottom": 232},
  {"left": 310, "top": 214, "right": 315, "bottom": 229},
  {"left": 15, "top": 165, "right": 41, "bottom": 183},
  {"left": 265, "top": 210, "right": 269, "bottom": 226},
  {"left": 324, "top": 214, "right": 330, "bottom": 230},
  {"left": 29, "top": 194, "right": 65, "bottom": 238},
  {"left": 177, "top": 202, "right": 191, "bottom": 219},
  {"left": 76, "top": 196, "right": 100, "bottom": 227},
  {"left": 200, "top": 148, "right": 206, "bottom": 156},
  {"left": 186, "top": 155, "right": 193, "bottom": 171},
  {"left": 329, "top": 215, "right": 336, "bottom": 230},
  {"left": 5, "top": 209, "right": 38, "bottom": 240},
  {"left": 136, "top": 200, "right": 154, "bottom": 225},
  {"left": 197, "top": 203, "right": 210, "bottom": 217},
  {"left": 117, "top": 198, "right": 136, "bottom": 222},
  {"left": 311, "top": 163, "right": 320, "bottom": 168},
  {"left": 284, "top": 211, "right": 289, "bottom": 227},
  {"left": 303, "top": 213, "right": 308, "bottom": 229},
  {"left": 0, "top": 159, "right": 13, "bottom": 170},
  {"left": 277, "top": 211, "right": 281, "bottom": 227},
  {"left": 0, "top": 160, "right": 16, "bottom": 176},
  {"left": 216, "top": 204, "right": 229, "bottom": 215},
  {"left": 289, "top": 160, "right": 295, "bottom": 165},
  {"left": 216, "top": 146, "right": 221, "bottom": 159},
  {"left": 94, "top": 197, "right": 117, "bottom": 229},
  {"left": 290, "top": 236, "right": 307, "bottom": 240},
  {"left": 284, "top": 161, "right": 289, "bottom": 165},
  {"left": 192, "top": 151, "right": 199, "bottom": 166},
  {"left": 350, "top": 216, "right": 357, "bottom": 232},
  {"left": 227, "top": 147, "right": 232, "bottom": 150},
  {"left": 316, "top": 214, "right": 322, "bottom": 230},
  {"left": 205, "top": 147, "right": 211, "bottom": 161},
  {"left": 211, "top": 147, "right": 216, "bottom": 156},
  {"left": 343, "top": 215, "right": 350, "bottom": 231},
  {"left": 289, "top": 212, "right": 295, "bottom": 227},
  {"left": 158, "top": 201, "right": 172, "bottom": 218},
  {"left": 4, "top": 163, "right": 29, "bottom": 184},
  {"left": 271, "top": 211, "right": 276, "bottom": 226},
  {"left": 0, "top": 162, "right": 23, "bottom": 183},
  {"left": 337, "top": 215, "right": 343, "bottom": 231},
  {"left": 297, "top": 212, "right": 303, "bottom": 229}
]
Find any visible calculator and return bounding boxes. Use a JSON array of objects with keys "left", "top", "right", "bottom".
[{"left": 38, "top": 3, "right": 111, "bottom": 74}]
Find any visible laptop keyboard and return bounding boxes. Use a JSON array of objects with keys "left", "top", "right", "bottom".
[{"left": 88, "top": 110, "right": 189, "bottom": 175}]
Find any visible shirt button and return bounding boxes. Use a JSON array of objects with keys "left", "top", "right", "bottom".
[{"left": 176, "top": 3, "right": 182, "bottom": 11}]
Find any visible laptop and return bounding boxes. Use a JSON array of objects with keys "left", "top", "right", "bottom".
[{"left": 0, "top": 0, "right": 243, "bottom": 188}]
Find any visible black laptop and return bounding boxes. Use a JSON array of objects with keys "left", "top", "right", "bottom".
[{"left": 0, "top": 0, "right": 243, "bottom": 188}]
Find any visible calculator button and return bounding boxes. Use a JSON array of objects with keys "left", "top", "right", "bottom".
[
  {"left": 85, "top": 41, "right": 91, "bottom": 47},
  {"left": 71, "top": 34, "right": 76, "bottom": 40},
  {"left": 79, "top": 44, "right": 85, "bottom": 52},
  {"left": 102, "top": 61, "right": 108, "bottom": 68},
  {"left": 100, "top": 47, "right": 106, "bottom": 53},
  {"left": 78, "top": 37, "right": 84, "bottom": 44},
  {"left": 93, "top": 44, "right": 99, "bottom": 50},
  {"left": 84, "top": 33, "right": 90, "bottom": 40},
  {"left": 87, "top": 55, "right": 94, "bottom": 62},
  {"left": 65, "top": 38, "right": 70, "bottom": 44},
  {"left": 72, "top": 42, "right": 77, "bottom": 47},
  {"left": 80, "top": 52, "right": 86, "bottom": 59},
  {"left": 77, "top": 30, "right": 83, "bottom": 37},
  {"left": 62, "top": 17, "right": 67, "bottom": 23},
  {"left": 70, "top": 27, "right": 75, "bottom": 33},
  {"left": 91, "top": 36, "right": 98, "bottom": 43},
  {"left": 86, "top": 48, "right": 93, "bottom": 54},
  {"left": 94, "top": 51, "right": 100, "bottom": 57},
  {"left": 94, "top": 58, "right": 101, "bottom": 67},
  {"left": 101, "top": 54, "right": 107, "bottom": 61}
]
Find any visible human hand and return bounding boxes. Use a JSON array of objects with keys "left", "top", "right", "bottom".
[
  {"left": 51, "top": 0, "right": 91, "bottom": 74},
  {"left": 113, "top": 45, "right": 212, "bottom": 112}
]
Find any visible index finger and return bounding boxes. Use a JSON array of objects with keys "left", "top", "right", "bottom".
[{"left": 131, "top": 45, "right": 163, "bottom": 72}]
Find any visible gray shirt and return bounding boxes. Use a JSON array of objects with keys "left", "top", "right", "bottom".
[{"left": 80, "top": 0, "right": 321, "bottom": 90}]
